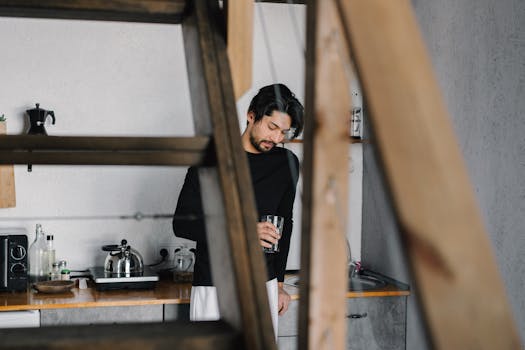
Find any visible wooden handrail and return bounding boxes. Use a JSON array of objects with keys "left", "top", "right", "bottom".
[{"left": 299, "top": 0, "right": 352, "bottom": 348}]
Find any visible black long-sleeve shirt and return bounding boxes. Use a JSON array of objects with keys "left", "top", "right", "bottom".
[{"left": 173, "top": 146, "right": 300, "bottom": 286}]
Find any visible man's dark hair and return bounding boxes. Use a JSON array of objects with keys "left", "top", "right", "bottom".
[{"left": 247, "top": 83, "right": 304, "bottom": 139}]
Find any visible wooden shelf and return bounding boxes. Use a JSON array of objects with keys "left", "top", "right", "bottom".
[
  {"left": 0, "top": 135, "right": 213, "bottom": 166},
  {"left": 0, "top": 0, "right": 187, "bottom": 24}
]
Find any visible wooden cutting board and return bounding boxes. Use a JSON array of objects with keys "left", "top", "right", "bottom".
[{"left": 0, "top": 121, "right": 16, "bottom": 208}]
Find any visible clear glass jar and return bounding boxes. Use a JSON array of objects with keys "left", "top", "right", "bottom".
[
  {"left": 50, "top": 262, "right": 61, "bottom": 281},
  {"left": 60, "top": 269, "right": 71, "bottom": 280}
]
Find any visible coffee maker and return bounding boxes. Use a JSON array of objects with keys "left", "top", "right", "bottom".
[
  {"left": 26, "top": 103, "right": 55, "bottom": 136},
  {"left": 26, "top": 103, "right": 56, "bottom": 172}
]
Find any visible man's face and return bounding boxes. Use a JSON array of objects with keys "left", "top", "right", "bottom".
[{"left": 248, "top": 110, "right": 292, "bottom": 153}]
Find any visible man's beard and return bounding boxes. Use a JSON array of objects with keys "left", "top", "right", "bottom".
[{"left": 250, "top": 134, "right": 275, "bottom": 153}]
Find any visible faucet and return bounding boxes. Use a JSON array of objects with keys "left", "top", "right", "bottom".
[
  {"left": 346, "top": 237, "right": 362, "bottom": 278},
  {"left": 349, "top": 260, "right": 362, "bottom": 278}
]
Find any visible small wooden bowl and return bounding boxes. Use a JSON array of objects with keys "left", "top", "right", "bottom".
[{"left": 33, "top": 280, "right": 75, "bottom": 294}]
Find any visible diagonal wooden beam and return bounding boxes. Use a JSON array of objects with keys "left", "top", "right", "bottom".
[
  {"left": 336, "top": 0, "right": 520, "bottom": 349},
  {"left": 0, "top": 0, "right": 187, "bottom": 23},
  {"left": 299, "top": 0, "right": 351, "bottom": 349},
  {"left": 225, "top": 0, "right": 253, "bottom": 100},
  {"left": 182, "top": 1, "right": 276, "bottom": 349}
]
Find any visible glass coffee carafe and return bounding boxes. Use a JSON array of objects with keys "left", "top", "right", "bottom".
[{"left": 172, "top": 245, "right": 195, "bottom": 283}]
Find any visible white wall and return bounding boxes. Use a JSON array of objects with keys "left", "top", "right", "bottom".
[
  {"left": 0, "top": 3, "right": 362, "bottom": 271},
  {"left": 239, "top": 4, "right": 363, "bottom": 267},
  {"left": 239, "top": 3, "right": 307, "bottom": 269},
  {"left": 0, "top": 17, "right": 193, "bottom": 269}
]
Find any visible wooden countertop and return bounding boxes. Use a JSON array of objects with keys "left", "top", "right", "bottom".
[
  {"left": 0, "top": 275, "right": 409, "bottom": 312},
  {"left": 282, "top": 275, "right": 410, "bottom": 301},
  {"left": 284, "top": 284, "right": 410, "bottom": 300},
  {"left": 0, "top": 280, "right": 192, "bottom": 312}
]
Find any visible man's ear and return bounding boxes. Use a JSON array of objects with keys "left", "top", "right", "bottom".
[{"left": 247, "top": 111, "right": 255, "bottom": 124}]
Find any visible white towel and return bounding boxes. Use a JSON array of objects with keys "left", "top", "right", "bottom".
[{"left": 190, "top": 278, "right": 279, "bottom": 338}]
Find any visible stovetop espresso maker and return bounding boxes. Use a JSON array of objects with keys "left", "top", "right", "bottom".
[
  {"left": 25, "top": 103, "right": 56, "bottom": 172},
  {"left": 26, "top": 103, "right": 55, "bottom": 135}
]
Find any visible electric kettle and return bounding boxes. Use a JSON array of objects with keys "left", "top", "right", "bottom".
[{"left": 102, "top": 239, "right": 144, "bottom": 276}]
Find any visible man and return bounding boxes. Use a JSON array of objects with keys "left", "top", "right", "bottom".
[{"left": 173, "top": 83, "right": 304, "bottom": 334}]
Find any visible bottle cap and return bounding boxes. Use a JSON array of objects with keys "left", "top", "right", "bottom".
[{"left": 46, "top": 235, "right": 54, "bottom": 240}]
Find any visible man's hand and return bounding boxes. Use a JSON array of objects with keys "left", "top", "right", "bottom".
[
  {"left": 277, "top": 282, "right": 291, "bottom": 315},
  {"left": 257, "top": 221, "right": 280, "bottom": 249}
]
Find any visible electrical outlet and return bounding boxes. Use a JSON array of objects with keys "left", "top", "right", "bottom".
[
  {"left": 155, "top": 243, "right": 178, "bottom": 261},
  {"left": 156, "top": 240, "right": 196, "bottom": 260}
]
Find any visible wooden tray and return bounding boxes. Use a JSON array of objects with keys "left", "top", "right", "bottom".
[{"left": 33, "top": 280, "right": 75, "bottom": 294}]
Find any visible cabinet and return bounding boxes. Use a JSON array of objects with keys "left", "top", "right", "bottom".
[
  {"left": 346, "top": 297, "right": 406, "bottom": 350},
  {"left": 0, "top": 310, "right": 40, "bottom": 328},
  {"left": 277, "top": 296, "right": 407, "bottom": 350},
  {"left": 40, "top": 304, "right": 190, "bottom": 326},
  {"left": 40, "top": 305, "right": 163, "bottom": 326},
  {"left": 278, "top": 299, "right": 300, "bottom": 350},
  {"left": 164, "top": 303, "right": 190, "bottom": 322}
]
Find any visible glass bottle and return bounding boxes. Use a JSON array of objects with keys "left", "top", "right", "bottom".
[
  {"left": 28, "top": 224, "right": 47, "bottom": 282},
  {"left": 44, "top": 234, "right": 56, "bottom": 279}
]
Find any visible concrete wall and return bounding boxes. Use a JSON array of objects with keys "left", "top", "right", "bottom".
[{"left": 362, "top": 0, "right": 525, "bottom": 348}]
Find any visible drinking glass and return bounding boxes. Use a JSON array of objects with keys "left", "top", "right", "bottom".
[{"left": 260, "top": 215, "right": 284, "bottom": 253}]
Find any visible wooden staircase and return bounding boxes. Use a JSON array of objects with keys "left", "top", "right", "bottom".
[{"left": 0, "top": 1, "right": 275, "bottom": 349}]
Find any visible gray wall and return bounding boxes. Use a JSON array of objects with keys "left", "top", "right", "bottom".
[{"left": 362, "top": 0, "right": 524, "bottom": 348}]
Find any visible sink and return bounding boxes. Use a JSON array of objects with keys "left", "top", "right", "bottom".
[
  {"left": 348, "top": 274, "right": 386, "bottom": 291},
  {"left": 284, "top": 272, "right": 387, "bottom": 291}
]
